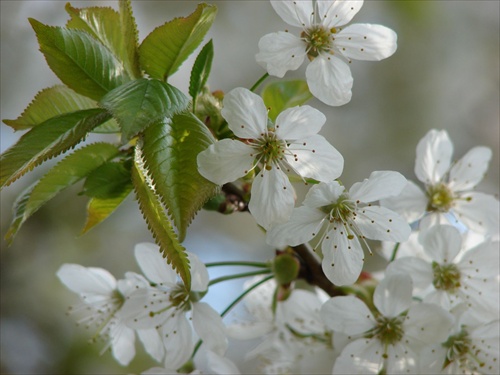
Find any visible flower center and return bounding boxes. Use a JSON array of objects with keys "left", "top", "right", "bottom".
[
  {"left": 301, "top": 25, "right": 334, "bottom": 59},
  {"left": 432, "top": 262, "right": 461, "bottom": 292},
  {"left": 320, "top": 193, "right": 356, "bottom": 223},
  {"left": 254, "top": 131, "right": 286, "bottom": 170},
  {"left": 442, "top": 327, "right": 485, "bottom": 371},
  {"left": 427, "top": 183, "right": 455, "bottom": 212},
  {"left": 369, "top": 315, "right": 405, "bottom": 348}
]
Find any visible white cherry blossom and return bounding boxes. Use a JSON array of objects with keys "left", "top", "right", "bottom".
[
  {"left": 321, "top": 274, "right": 454, "bottom": 374},
  {"left": 382, "top": 129, "right": 499, "bottom": 237},
  {"left": 121, "top": 243, "right": 228, "bottom": 370},
  {"left": 267, "top": 171, "right": 411, "bottom": 285},
  {"left": 386, "top": 225, "right": 500, "bottom": 321},
  {"left": 56, "top": 264, "right": 144, "bottom": 366},
  {"left": 256, "top": 0, "right": 397, "bottom": 105},
  {"left": 197, "top": 87, "right": 344, "bottom": 229}
]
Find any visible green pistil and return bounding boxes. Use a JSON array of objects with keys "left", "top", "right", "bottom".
[
  {"left": 255, "top": 132, "right": 285, "bottom": 170},
  {"left": 367, "top": 315, "right": 405, "bottom": 347},
  {"left": 432, "top": 262, "right": 461, "bottom": 292},
  {"left": 320, "top": 193, "right": 356, "bottom": 226},
  {"left": 301, "top": 25, "right": 333, "bottom": 59},
  {"left": 427, "top": 183, "right": 455, "bottom": 212},
  {"left": 168, "top": 285, "right": 191, "bottom": 312}
]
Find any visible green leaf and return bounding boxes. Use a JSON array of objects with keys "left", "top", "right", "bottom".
[
  {"left": 81, "top": 186, "right": 132, "bottom": 234},
  {"left": 119, "top": 0, "right": 141, "bottom": 79},
  {"left": 29, "top": 18, "right": 130, "bottom": 101},
  {"left": 100, "top": 78, "right": 189, "bottom": 141},
  {"left": 189, "top": 39, "right": 214, "bottom": 102},
  {"left": 138, "top": 3, "right": 217, "bottom": 80},
  {"left": 65, "top": 3, "right": 140, "bottom": 79},
  {"left": 0, "top": 108, "right": 111, "bottom": 188},
  {"left": 261, "top": 80, "right": 313, "bottom": 121},
  {"left": 82, "top": 161, "right": 132, "bottom": 199},
  {"left": 132, "top": 150, "right": 191, "bottom": 290},
  {"left": 9, "top": 143, "right": 120, "bottom": 237},
  {"left": 4, "top": 183, "right": 36, "bottom": 245},
  {"left": 2, "top": 85, "right": 119, "bottom": 133},
  {"left": 141, "top": 112, "right": 219, "bottom": 242}
]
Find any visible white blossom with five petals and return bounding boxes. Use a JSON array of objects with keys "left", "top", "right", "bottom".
[
  {"left": 256, "top": 0, "right": 397, "bottom": 105},
  {"left": 197, "top": 87, "right": 344, "bottom": 229},
  {"left": 267, "top": 171, "right": 411, "bottom": 285}
]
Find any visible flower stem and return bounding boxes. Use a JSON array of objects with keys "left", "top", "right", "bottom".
[
  {"left": 250, "top": 72, "right": 269, "bottom": 92},
  {"left": 389, "top": 243, "right": 400, "bottom": 262},
  {"left": 208, "top": 269, "right": 272, "bottom": 286},
  {"left": 189, "top": 274, "right": 274, "bottom": 361},
  {"left": 205, "top": 261, "right": 271, "bottom": 268}
]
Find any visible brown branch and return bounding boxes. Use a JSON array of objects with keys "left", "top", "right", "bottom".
[{"left": 292, "top": 244, "right": 345, "bottom": 297}]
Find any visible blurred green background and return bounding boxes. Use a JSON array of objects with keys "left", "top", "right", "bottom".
[{"left": 1, "top": 1, "right": 498, "bottom": 373}]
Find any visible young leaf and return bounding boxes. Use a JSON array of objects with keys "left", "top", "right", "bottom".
[
  {"left": 82, "top": 161, "right": 132, "bottom": 199},
  {"left": 81, "top": 187, "right": 132, "bottom": 235},
  {"left": 132, "top": 149, "right": 191, "bottom": 290},
  {"left": 0, "top": 108, "right": 111, "bottom": 188},
  {"left": 261, "top": 80, "right": 313, "bottom": 121},
  {"left": 29, "top": 18, "right": 129, "bottom": 101},
  {"left": 2, "top": 85, "right": 120, "bottom": 133},
  {"left": 9, "top": 143, "right": 120, "bottom": 238},
  {"left": 100, "top": 78, "right": 189, "bottom": 141},
  {"left": 4, "top": 182, "right": 36, "bottom": 245},
  {"left": 189, "top": 39, "right": 214, "bottom": 103},
  {"left": 119, "top": 0, "right": 141, "bottom": 79},
  {"left": 141, "top": 112, "right": 219, "bottom": 242},
  {"left": 138, "top": 3, "right": 217, "bottom": 81},
  {"left": 65, "top": 3, "right": 140, "bottom": 80}
]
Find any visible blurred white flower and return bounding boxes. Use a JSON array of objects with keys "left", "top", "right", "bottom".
[
  {"left": 197, "top": 87, "right": 344, "bottom": 229},
  {"left": 382, "top": 129, "right": 499, "bottom": 237},
  {"left": 386, "top": 225, "right": 500, "bottom": 321},
  {"left": 121, "top": 243, "right": 228, "bottom": 370},
  {"left": 321, "top": 274, "right": 454, "bottom": 374},
  {"left": 56, "top": 264, "right": 144, "bottom": 366},
  {"left": 256, "top": 0, "right": 397, "bottom": 105},
  {"left": 267, "top": 171, "right": 411, "bottom": 285}
]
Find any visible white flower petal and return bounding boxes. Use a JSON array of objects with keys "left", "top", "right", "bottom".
[
  {"left": 192, "top": 302, "right": 228, "bottom": 356},
  {"left": 336, "top": 24, "right": 397, "bottom": 61},
  {"left": 275, "top": 105, "right": 325, "bottom": 139},
  {"left": 321, "top": 296, "right": 375, "bottom": 335},
  {"left": 57, "top": 264, "right": 116, "bottom": 302},
  {"left": 256, "top": 32, "right": 306, "bottom": 77},
  {"left": 306, "top": 54, "right": 353, "bottom": 106},
  {"left": 279, "top": 289, "right": 326, "bottom": 334},
  {"left": 385, "top": 343, "right": 418, "bottom": 374},
  {"left": 355, "top": 205, "right": 411, "bottom": 242},
  {"left": 271, "top": 0, "right": 314, "bottom": 28},
  {"left": 374, "top": 274, "right": 413, "bottom": 318},
  {"left": 187, "top": 253, "right": 209, "bottom": 292},
  {"left": 225, "top": 321, "right": 274, "bottom": 340},
  {"left": 162, "top": 313, "right": 194, "bottom": 370},
  {"left": 422, "top": 290, "right": 453, "bottom": 311},
  {"left": 249, "top": 168, "right": 295, "bottom": 229},
  {"left": 266, "top": 206, "right": 325, "bottom": 247},
  {"left": 286, "top": 134, "right": 344, "bottom": 181},
  {"left": 110, "top": 324, "right": 136, "bottom": 366},
  {"left": 134, "top": 243, "right": 177, "bottom": 286},
  {"left": 380, "top": 180, "right": 427, "bottom": 224},
  {"left": 386, "top": 257, "right": 433, "bottom": 292},
  {"left": 322, "top": 228, "right": 364, "bottom": 285},
  {"left": 197, "top": 139, "right": 255, "bottom": 185},
  {"left": 318, "top": 0, "right": 364, "bottom": 28},
  {"left": 414, "top": 129, "right": 453, "bottom": 185},
  {"left": 453, "top": 192, "right": 500, "bottom": 236},
  {"left": 137, "top": 328, "right": 165, "bottom": 362},
  {"left": 349, "top": 171, "right": 407, "bottom": 203},
  {"left": 206, "top": 351, "right": 241, "bottom": 375},
  {"left": 404, "top": 303, "right": 453, "bottom": 346},
  {"left": 333, "top": 338, "right": 384, "bottom": 375},
  {"left": 419, "top": 344, "right": 448, "bottom": 374},
  {"left": 221, "top": 88, "right": 268, "bottom": 138},
  {"left": 448, "top": 146, "right": 492, "bottom": 191},
  {"left": 303, "top": 180, "right": 345, "bottom": 208},
  {"left": 419, "top": 225, "right": 462, "bottom": 264}
]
